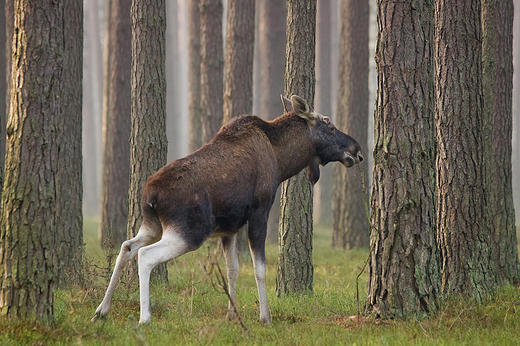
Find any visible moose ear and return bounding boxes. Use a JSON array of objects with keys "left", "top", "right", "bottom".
[
  {"left": 281, "top": 95, "right": 293, "bottom": 113},
  {"left": 291, "top": 95, "right": 316, "bottom": 122}
]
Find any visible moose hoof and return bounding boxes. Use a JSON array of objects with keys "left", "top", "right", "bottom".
[
  {"left": 260, "top": 314, "right": 272, "bottom": 325},
  {"left": 226, "top": 310, "right": 237, "bottom": 321}
]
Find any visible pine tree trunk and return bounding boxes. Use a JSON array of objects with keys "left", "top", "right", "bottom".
[
  {"left": 314, "top": 0, "right": 332, "bottom": 228},
  {"left": 127, "top": 0, "right": 168, "bottom": 282},
  {"left": 332, "top": 0, "right": 369, "bottom": 249},
  {"left": 366, "top": 0, "right": 440, "bottom": 318},
  {"left": 514, "top": 1, "right": 520, "bottom": 224},
  {"left": 99, "top": 0, "right": 132, "bottom": 250},
  {"left": 83, "top": 0, "right": 103, "bottom": 218},
  {"left": 515, "top": 0, "right": 520, "bottom": 223},
  {"left": 200, "top": 0, "right": 224, "bottom": 144},
  {"left": 165, "top": 0, "right": 179, "bottom": 162},
  {"left": 435, "top": 0, "right": 496, "bottom": 300},
  {"left": 5, "top": 0, "right": 13, "bottom": 122},
  {"left": 481, "top": 0, "right": 520, "bottom": 284},
  {"left": 0, "top": 0, "right": 6, "bottom": 190},
  {"left": 276, "top": 0, "right": 316, "bottom": 296},
  {"left": 0, "top": 0, "right": 64, "bottom": 319},
  {"left": 56, "top": 0, "right": 83, "bottom": 285},
  {"left": 223, "top": 0, "right": 255, "bottom": 258},
  {"left": 258, "top": 0, "right": 285, "bottom": 243},
  {"left": 188, "top": 0, "right": 203, "bottom": 152}
]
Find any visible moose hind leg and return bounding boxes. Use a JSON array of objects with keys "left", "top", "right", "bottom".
[
  {"left": 92, "top": 224, "right": 158, "bottom": 321},
  {"left": 248, "top": 215, "right": 272, "bottom": 324},
  {"left": 222, "top": 233, "right": 239, "bottom": 321},
  {"left": 138, "top": 230, "right": 191, "bottom": 324}
]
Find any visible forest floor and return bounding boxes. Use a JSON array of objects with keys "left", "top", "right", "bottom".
[{"left": 1, "top": 220, "right": 519, "bottom": 345}]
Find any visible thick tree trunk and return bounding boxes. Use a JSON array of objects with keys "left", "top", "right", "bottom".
[
  {"left": 276, "top": 0, "right": 316, "bottom": 296},
  {"left": 435, "top": 0, "right": 496, "bottom": 300},
  {"left": 481, "top": 0, "right": 520, "bottom": 284},
  {"left": 99, "top": 0, "right": 132, "bottom": 249},
  {"left": 258, "top": 0, "right": 285, "bottom": 243},
  {"left": 332, "top": 0, "right": 369, "bottom": 249},
  {"left": 0, "top": 0, "right": 6, "bottom": 191},
  {"left": 366, "top": 0, "right": 440, "bottom": 318},
  {"left": 56, "top": 0, "right": 83, "bottom": 285},
  {"left": 200, "top": 0, "right": 224, "bottom": 144},
  {"left": 223, "top": 0, "right": 255, "bottom": 257},
  {"left": 188, "top": 0, "right": 203, "bottom": 152},
  {"left": 314, "top": 0, "right": 332, "bottom": 227},
  {"left": 514, "top": 0, "right": 520, "bottom": 223},
  {"left": 127, "top": 0, "right": 168, "bottom": 282},
  {"left": 0, "top": 0, "right": 64, "bottom": 319}
]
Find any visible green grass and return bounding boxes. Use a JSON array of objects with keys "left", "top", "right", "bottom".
[{"left": 1, "top": 220, "right": 519, "bottom": 345}]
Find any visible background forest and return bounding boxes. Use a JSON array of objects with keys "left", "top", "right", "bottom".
[{"left": 0, "top": 0, "right": 520, "bottom": 345}]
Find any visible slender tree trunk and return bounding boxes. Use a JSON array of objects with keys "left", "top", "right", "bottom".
[
  {"left": 435, "top": 0, "right": 496, "bottom": 300},
  {"left": 0, "top": 0, "right": 64, "bottom": 319},
  {"left": 188, "top": 0, "right": 203, "bottom": 152},
  {"left": 166, "top": 0, "right": 179, "bottom": 162},
  {"left": 276, "top": 0, "right": 317, "bottom": 296},
  {"left": 314, "top": 0, "right": 332, "bottom": 227},
  {"left": 99, "top": 0, "right": 132, "bottom": 249},
  {"left": 258, "top": 0, "right": 285, "bottom": 243},
  {"left": 127, "top": 0, "right": 168, "bottom": 282},
  {"left": 481, "top": 0, "right": 520, "bottom": 284},
  {"left": 366, "top": 0, "right": 440, "bottom": 318},
  {"left": 83, "top": 0, "right": 103, "bottom": 218},
  {"left": 223, "top": 0, "right": 254, "bottom": 124},
  {"left": 332, "top": 0, "right": 369, "bottom": 249},
  {"left": 55, "top": 0, "right": 83, "bottom": 285},
  {"left": 223, "top": 0, "right": 255, "bottom": 257},
  {"left": 200, "top": 0, "right": 224, "bottom": 144}
]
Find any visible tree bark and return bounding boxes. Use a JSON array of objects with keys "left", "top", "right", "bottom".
[
  {"left": 99, "top": 0, "right": 132, "bottom": 249},
  {"left": 514, "top": 0, "right": 520, "bottom": 223},
  {"left": 5, "top": 0, "right": 13, "bottom": 122},
  {"left": 127, "top": 0, "right": 168, "bottom": 282},
  {"left": 165, "top": 0, "right": 179, "bottom": 162},
  {"left": 276, "top": 0, "right": 316, "bottom": 296},
  {"left": 258, "top": 0, "right": 285, "bottom": 243},
  {"left": 0, "top": 0, "right": 64, "bottom": 319},
  {"left": 0, "top": 0, "right": 6, "bottom": 193},
  {"left": 188, "top": 0, "right": 203, "bottom": 153},
  {"left": 366, "top": 0, "right": 440, "bottom": 318},
  {"left": 314, "top": 0, "right": 332, "bottom": 228},
  {"left": 55, "top": 0, "right": 83, "bottom": 285},
  {"left": 332, "top": 0, "right": 369, "bottom": 249},
  {"left": 200, "top": 0, "right": 224, "bottom": 144},
  {"left": 223, "top": 0, "right": 255, "bottom": 258},
  {"left": 481, "top": 0, "right": 520, "bottom": 284},
  {"left": 435, "top": 0, "right": 496, "bottom": 300}
]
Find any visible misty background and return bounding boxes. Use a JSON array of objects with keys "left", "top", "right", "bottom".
[{"left": 82, "top": 0, "right": 520, "bottom": 226}]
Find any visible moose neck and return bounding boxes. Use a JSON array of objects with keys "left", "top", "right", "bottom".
[{"left": 268, "top": 114, "right": 316, "bottom": 184}]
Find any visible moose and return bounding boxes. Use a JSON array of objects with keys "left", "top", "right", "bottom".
[{"left": 92, "top": 95, "right": 363, "bottom": 324}]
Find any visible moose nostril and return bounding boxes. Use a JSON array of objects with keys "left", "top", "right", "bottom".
[{"left": 358, "top": 153, "right": 364, "bottom": 163}]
